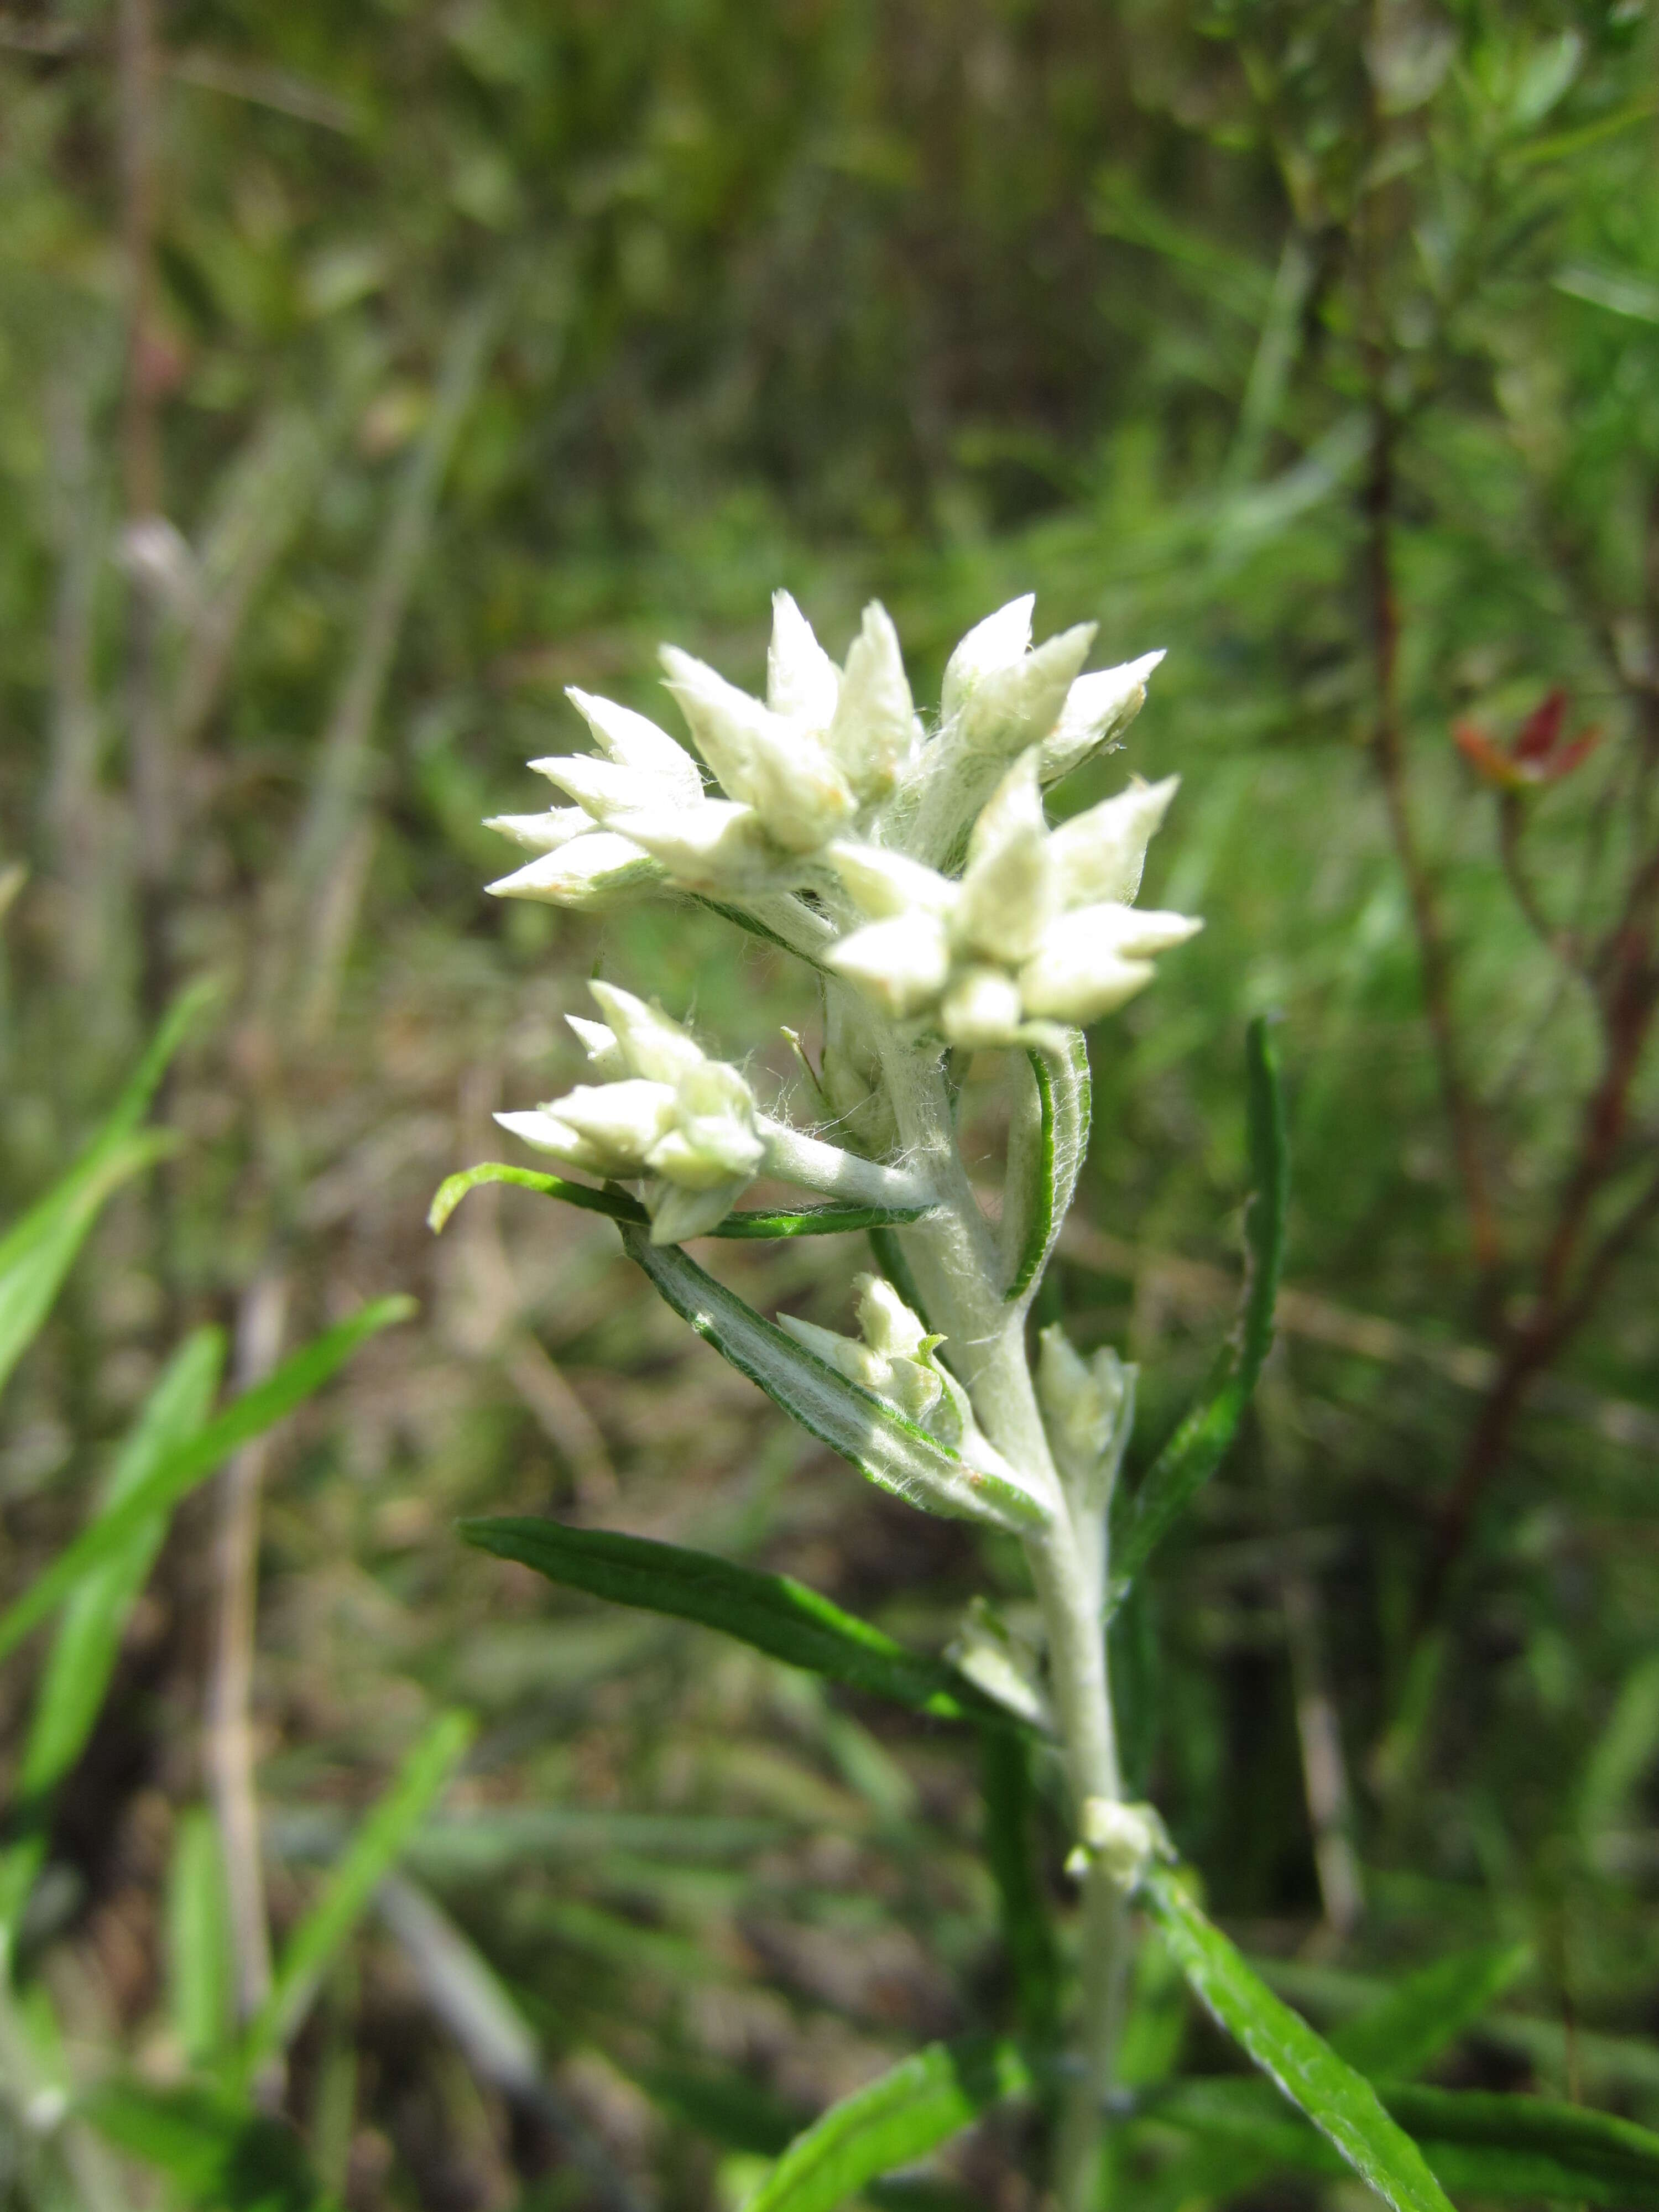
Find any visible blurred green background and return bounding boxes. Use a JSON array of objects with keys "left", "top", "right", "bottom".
[{"left": 3, "top": 0, "right": 1659, "bottom": 2204}]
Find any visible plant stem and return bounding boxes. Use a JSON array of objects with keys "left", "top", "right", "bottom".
[{"left": 877, "top": 1025, "right": 1125, "bottom": 2211}]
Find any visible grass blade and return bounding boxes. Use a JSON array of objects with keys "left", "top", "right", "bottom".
[
  {"left": 81, "top": 2079, "right": 333, "bottom": 2211},
  {"left": 1147, "top": 2076, "right": 1659, "bottom": 2208},
  {"left": 979, "top": 1728, "right": 1060, "bottom": 2041},
  {"left": 1332, "top": 1944, "right": 1532, "bottom": 2080},
  {"left": 1139, "top": 1863, "right": 1453, "bottom": 2212},
  {"left": 747, "top": 2038, "right": 1032, "bottom": 2212},
  {"left": 427, "top": 1159, "right": 928, "bottom": 1239},
  {"left": 0, "top": 977, "right": 217, "bottom": 1397},
  {"left": 1112, "top": 1016, "right": 1287, "bottom": 1601},
  {"left": 238, "top": 1710, "right": 474, "bottom": 2079},
  {"left": 0, "top": 1329, "right": 224, "bottom": 1940},
  {"left": 0, "top": 1296, "right": 414, "bottom": 1665},
  {"left": 619, "top": 1224, "right": 1050, "bottom": 1532},
  {"left": 168, "top": 1808, "right": 235, "bottom": 2070},
  {"left": 461, "top": 1519, "right": 1019, "bottom": 1728}
]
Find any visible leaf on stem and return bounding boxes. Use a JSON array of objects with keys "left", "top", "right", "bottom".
[
  {"left": 1004, "top": 1031, "right": 1091, "bottom": 1304},
  {"left": 461, "top": 1519, "right": 1018, "bottom": 1728},
  {"left": 0, "top": 1295, "right": 415, "bottom": 1665},
  {"left": 1145, "top": 2075, "right": 1659, "bottom": 2209},
  {"left": 745, "top": 2038, "right": 1033, "bottom": 2212},
  {"left": 1110, "top": 1015, "right": 1287, "bottom": 1603},
  {"left": 236, "top": 1709, "right": 474, "bottom": 2080},
  {"left": 618, "top": 1224, "right": 1050, "bottom": 1532},
  {"left": 1139, "top": 1863, "right": 1454, "bottom": 2212},
  {"left": 427, "top": 1159, "right": 929, "bottom": 1239}
]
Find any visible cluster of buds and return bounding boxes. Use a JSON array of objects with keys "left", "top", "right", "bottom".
[
  {"left": 779, "top": 1272, "right": 973, "bottom": 1448},
  {"left": 485, "top": 593, "right": 1186, "bottom": 977},
  {"left": 823, "top": 752, "right": 1199, "bottom": 1046},
  {"left": 497, "top": 983, "right": 766, "bottom": 1244}
]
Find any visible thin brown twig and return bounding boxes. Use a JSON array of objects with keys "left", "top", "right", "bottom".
[{"left": 205, "top": 1267, "right": 288, "bottom": 2095}]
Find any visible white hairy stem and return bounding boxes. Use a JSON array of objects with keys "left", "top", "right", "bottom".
[
  {"left": 872, "top": 1021, "right": 1125, "bottom": 2212},
  {"left": 756, "top": 1118, "right": 937, "bottom": 1209}
]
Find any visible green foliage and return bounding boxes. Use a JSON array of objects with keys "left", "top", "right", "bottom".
[
  {"left": 1329, "top": 1943, "right": 1533, "bottom": 2080},
  {"left": 428, "top": 1159, "right": 931, "bottom": 1239},
  {"left": 461, "top": 1519, "right": 1013, "bottom": 1727},
  {"left": 0, "top": 1293, "right": 414, "bottom": 1663},
  {"left": 746, "top": 2039, "right": 1032, "bottom": 2212},
  {"left": 82, "top": 2080, "right": 334, "bottom": 2212},
  {"left": 1110, "top": 1016, "right": 1288, "bottom": 1599},
  {"left": 1139, "top": 1863, "right": 1454, "bottom": 2212},
  {"left": 236, "top": 1709, "right": 474, "bottom": 2081}
]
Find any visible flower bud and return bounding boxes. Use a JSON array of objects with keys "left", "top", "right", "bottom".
[
  {"left": 854, "top": 1273, "right": 930, "bottom": 1361},
  {"left": 618, "top": 802, "right": 785, "bottom": 891},
  {"left": 1047, "top": 775, "right": 1179, "bottom": 908},
  {"left": 826, "top": 911, "right": 952, "bottom": 1018},
  {"left": 951, "top": 752, "right": 1056, "bottom": 964},
  {"left": 565, "top": 687, "right": 707, "bottom": 804},
  {"left": 938, "top": 966, "right": 1025, "bottom": 1046},
  {"left": 660, "top": 646, "right": 855, "bottom": 852},
  {"left": 542, "top": 1079, "right": 679, "bottom": 1174},
  {"left": 485, "top": 807, "right": 592, "bottom": 853},
  {"left": 947, "top": 1596, "right": 1051, "bottom": 1731},
  {"left": 566, "top": 1013, "right": 628, "bottom": 1078},
  {"left": 826, "top": 842, "right": 956, "bottom": 921},
  {"left": 828, "top": 602, "right": 919, "bottom": 803},
  {"left": 487, "top": 832, "right": 664, "bottom": 910},
  {"left": 1040, "top": 651, "right": 1164, "bottom": 786},
  {"left": 953, "top": 623, "right": 1096, "bottom": 761},
  {"left": 766, "top": 591, "right": 841, "bottom": 726},
  {"left": 493, "top": 1108, "right": 609, "bottom": 1175},
  {"left": 587, "top": 980, "right": 706, "bottom": 1084},
  {"left": 941, "top": 596, "right": 1034, "bottom": 722},
  {"left": 646, "top": 1175, "right": 752, "bottom": 1246}
]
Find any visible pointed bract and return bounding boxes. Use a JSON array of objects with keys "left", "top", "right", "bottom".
[
  {"left": 767, "top": 591, "right": 841, "bottom": 726},
  {"left": 830, "top": 602, "right": 917, "bottom": 802},
  {"left": 941, "top": 594, "right": 1035, "bottom": 722},
  {"left": 1048, "top": 775, "right": 1180, "bottom": 907},
  {"left": 827, "top": 912, "right": 953, "bottom": 1017},
  {"left": 587, "top": 980, "right": 706, "bottom": 1084},
  {"left": 486, "top": 832, "right": 664, "bottom": 910},
  {"left": 486, "top": 807, "right": 593, "bottom": 853},
  {"left": 1040, "top": 651, "right": 1165, "bottom": 785},
  {"left": 565, "top": 687, "right": 706, "bottom": 803}
]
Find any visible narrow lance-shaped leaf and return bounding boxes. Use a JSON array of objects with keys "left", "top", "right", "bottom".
[
  {"left": 461, "top": 1519, "right": 1020, "bottom": 1729},
  {"left": 0, "top": 1296, "right": 415, "bottom": 1665},
  {"left": 1111, "top": 1015, "right": 1287, "bottom": 1602},
  {"left": 747, "top": 2038, "right": 1033, "bottom": 2212},
  {"left": 1146, "top": 2074, "right": 1659, "bottom": 2209},
  {"left": 0, "top": 1329, "right": 225, "bottom": 1943},
  {"left": 427, "top": 1160, "right": 929, "bottom": 1240},
  {"left": 1331, "top": 1943, "right": 1532, "bottom": 2081},
  {"left": 237, "top": 1709, "right": 475, "bottom": 2081},
  {"left": 618, "top": 1222, "right": 1050, "bottom": 1533},
  {"left": 1139, "top": 1862, "right": 1454, "bottom": 2212},
  {"left": 1004, "top": 1029, "right": 1091, "bottom": 1305}
]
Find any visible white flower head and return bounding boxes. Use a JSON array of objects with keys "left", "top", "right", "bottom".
[
  {"left": 498, "top": 984, "right": 764, "bottom": 1241},
  {"left": 779, "top": 1272, "right": 956, "bottom": 1434}
]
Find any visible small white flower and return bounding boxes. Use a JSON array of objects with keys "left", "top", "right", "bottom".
[
  {"left": 826, "top": 910, "right": 953, "bottom": 1018},
  {"left": 487, "top": 832, "right": 664, "bottom": 910},
  {"left": 498, "top": 985, "right": 765, "bottom": 1240},
  {"left": 483, "top": 807, "right": 593, "bottom": 853},
  {"left": 1040, "top": 651, "right": 1166, "bottom": 787},
  {"left": 829, "top": 602, "right": 920, "bottom": 803},
  {"left": 660, "top": 645, "right": 856, "bottom": 853},
  {"left": 779, "top": 1273, "right": 949, "bottom": 1430},
  {"left": 1046, "top": 774, "right": 1180, "bottom": 907}
]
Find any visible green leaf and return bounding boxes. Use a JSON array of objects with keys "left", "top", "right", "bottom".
[
  {"left": 978, "top": 1728, "right": 1060, "bottom": 2041},
  {"left": 0, "top": 1295, "right": 415, "bottom": 1665},
  {"left": 618, "top": 1223, "right": 1050, "bottom": 1533},
  {"left": 1111, "top": 1016, "right": 1287, "bottom": 1601},
  {"left": 1004, "top": 1030, "right": 1091, "bottom": 1305},
  {"left": 0, "top": 977, "right": 217, "bottom": 1400},
  {"left": 81, "top": 2079, "right": 333, "bottom": 2212},
  {"left": 747, "top": 2038, "right": 1033, "bottom": 2212},
  {"left": 1146, "top": 2075, "right": 1659, "bottom": 2208},
  {"left": 0, "top": 1329, "right": 225, "bottom": 1940},
  {"left": 1138, "top": 1863, "right": 1454, "bottom": 2212},
  {"left": 168, "top": 1807, "right": 235, "bottom": 2070},
  {"left": 427, "top": 1159, "right": 929, "bottom": 1240},
  {"left": 237, "top": 1709, "right": 474, "bottom": 2080},
  {"left": 1331, "top": 1944, "right": 1532, "bottom": 2081},
  {"left": 460, "top": 1519, "right": 1018, "bottom": 1728},
  {"left": 1386, "top": 2084, "right": 1659, "bottom": 2208}
]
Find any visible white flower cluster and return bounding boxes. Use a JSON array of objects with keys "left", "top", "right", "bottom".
[
  {"left": 497, "top": 982, "right": 765, "bottom": 1246},
  {"left": 779, "top": 1272, "right": 972, "bottom": 1447},
  {"left": 486, "top": 592, "right": 1198, "bottom": 1044}
]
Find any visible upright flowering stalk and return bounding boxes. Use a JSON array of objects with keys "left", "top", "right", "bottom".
[{"left": 448, "top": 595, "right": 1391, "bottom": 2212}]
